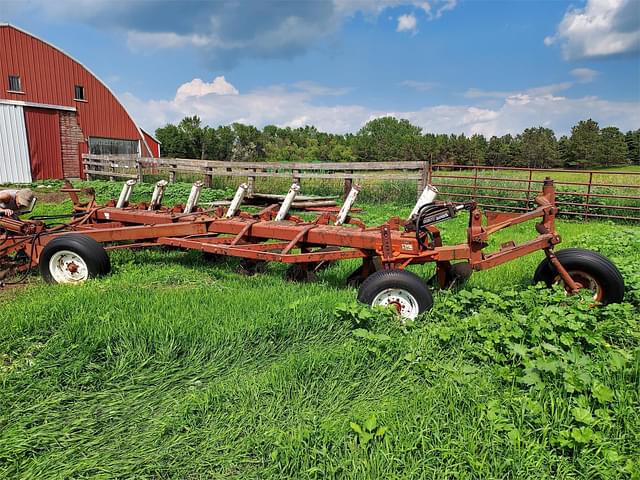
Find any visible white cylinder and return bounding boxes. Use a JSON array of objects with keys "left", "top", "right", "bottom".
[
  {"left": 116, "top": 179, "right": 137, "bottom": 208},
  {"left": 335, "top": 184, "right": 361, "bottom": 226},
  {"left": 225, "top": 183, "right": 248, "bottom": 218},
  {"left": 409, "top": 184, "right": 439, "bottom": 218},
  {"left": 275, "top": 183, "right": 300, "bottom": 221},
  {"left": 148, "top": 180, "right": 168, "bottom": 211},
  {"left": 184, "top": 181, "right": 204, "bottom": 214}
]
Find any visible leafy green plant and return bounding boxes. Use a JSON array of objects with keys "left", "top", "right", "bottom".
[{"left": 350, "top": 414, "right": 387, "bottom": 447}]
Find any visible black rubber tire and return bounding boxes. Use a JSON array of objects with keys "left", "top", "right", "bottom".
[
  {"left": 357, "top": 269, "right": 433, "bottom": 317},
  {"left": 39, "top": 234, "right": 111, "bottom": 284},
  {"left": 533, "top": 248, "right": 624, "bottom": 304}
]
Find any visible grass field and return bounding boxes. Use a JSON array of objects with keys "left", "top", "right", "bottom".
[{"left": 1, "top": 181, "right": 639, "bottom": 479}]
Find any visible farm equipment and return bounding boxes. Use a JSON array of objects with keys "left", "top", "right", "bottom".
[{"left": 0, "top": 178, "right": 625, "bottom": 319}]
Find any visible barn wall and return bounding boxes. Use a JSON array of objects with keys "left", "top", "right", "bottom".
[
  {"left": 59, "top": 111, "right": 85, "bottom": 178},
  {"left": 0, "top": 103, "right": 31, "bottom": 183},
  {"left": 143, "top": 131, "right": 160, "bottom": 157},
  {"left": 0, "top": 24, "right": 160, "bottom": 170},
  {"left": 24, "top": 107, "right": 63, "bottom": 180}
]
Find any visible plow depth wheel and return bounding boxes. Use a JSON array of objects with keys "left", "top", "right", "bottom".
[
  {"left": 39, "top": 234, "right": 111, "bottom": 284},
  {"left": 357, "top": 269, "right": 433, "bottom": 320},
  {"left": 533, "top": 248, "right": 624, "bottom": 304}
]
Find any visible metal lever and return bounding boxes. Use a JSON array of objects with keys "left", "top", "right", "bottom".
[
  {"left": 335, "top": 184, "right": 361, "bottom": 226},
  {"left": 409, "top": 184, "right": 439, "bottom": 219},
  {"left": 275, "top": 183, "right": 300, "bottom": 221},
  {"left": 116, "top": 179, "right": 137, "bottom": 208},
  {"left": 184, "top": 181, "right": 204, "bottom": 214},
  {"left": 148, "top": 180, "right": 168, "bottom": 211},
  {"left": 225, "top": 183, "right": 248, "bottom": 218}
]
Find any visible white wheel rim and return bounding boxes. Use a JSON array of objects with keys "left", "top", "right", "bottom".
[
  {"left": 49, "top": 250, "right": 89, "bottom": 284},
  {"left": 553, "top": 270, "right": 601, "bottom": 301},
  {"left": 371, "top": 288, "right": 420, "bottom": 320}
]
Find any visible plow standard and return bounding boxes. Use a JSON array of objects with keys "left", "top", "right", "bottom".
[{"left": 0, "top": 179, "right": 625, "bottom": 319}]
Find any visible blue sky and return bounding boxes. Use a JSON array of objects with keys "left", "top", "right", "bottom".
[{"left": 2, "top": 0, "right": 639, "bottom": 136}]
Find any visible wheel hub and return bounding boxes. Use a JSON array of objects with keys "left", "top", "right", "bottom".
[{"left": 371, "top": 288, "right": 420, "bottom": 320}]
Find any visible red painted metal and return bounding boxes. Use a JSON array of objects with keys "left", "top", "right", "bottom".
[
  {"left": 0, "top": 179, "right": 562, "bottom": 291},
  {"left": 24, "top": 107, "right": 63, "bottom": 179},
  {"left": 0, "top": 25, "right": 160, "bottom": 173}
]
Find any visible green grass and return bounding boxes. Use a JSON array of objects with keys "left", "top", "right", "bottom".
[{"left": 1, "top": 183, "right": 639, "bottom": 479}]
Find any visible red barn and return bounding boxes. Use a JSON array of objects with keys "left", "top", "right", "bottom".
[{"left": 0, "top": 24, "right": 160, "bottom": 183}]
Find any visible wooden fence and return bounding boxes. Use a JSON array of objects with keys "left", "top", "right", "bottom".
[
  {"left": 81, "top": 154, "right": 640, "bottom": 221},
  {"left": 82, "top": 155, "right": 428, "bottom": 198}
]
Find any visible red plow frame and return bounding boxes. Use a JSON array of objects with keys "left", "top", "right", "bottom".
[{"left": 0, "top": 178, "right": 624, "bottom": 318}]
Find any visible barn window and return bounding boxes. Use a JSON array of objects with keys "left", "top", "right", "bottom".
[
  {"left": 74, "top": 85, "right": 85, "bottom": 101},
  {"left": 89, "top": 137, "right": 139, "bottom": 156},
  {"left": 8, "top": 75, "right": 22, "bottom": 92}
]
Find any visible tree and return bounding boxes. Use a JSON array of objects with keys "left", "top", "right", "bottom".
[
  {"left": 558, "top": 135, "right": 571, "bottom": 167},
  {"left": 600, "top": 126, "right": 628, "bottom": 166},
  {"left": 353, "top": 117, "right": 426, "bottom": 163},
  {"left": 568, "top": 119, "right": 601, "bottom": 168},
  {"left": 519, "top": 127, "right": 559, "bottom": 168},
  {"left": 486, "top": 134, "right": 519, "bottom": 167},
  {"left": 155, "top": 123, "right": 189, "bottom": 158},
  {"left": 625, "top": 129, "right": 640, "bottom": 165}
]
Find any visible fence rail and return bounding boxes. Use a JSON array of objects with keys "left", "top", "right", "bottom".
[
  {"left": 428, "top": 163, "right": 640, "bottom": 222},
  {"left": 81, "top": 155, "right": 640, "bottom": 222}
]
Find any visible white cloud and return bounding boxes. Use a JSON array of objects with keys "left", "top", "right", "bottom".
[
  {"left": 465, "top": 81, "right": 574, "bottom": 99},
  {"left": 127, "top": 32, "right": 212, "bottom": 51},
  {"left": 400, "top": 80, "right": 438, "bottom": 91},
  {"left": 570, "top": 67, "right": 599, "bottom": 83},
  {"left": 16, "top": 0, "right": 458, "bottom": 67},
  {"left": 175, "top": 77, "right": 239, "bottom": 101},
  {"left": 397, "top": 13, "right": 418, "bottom": 32},
  {"left": 122, "top": 77, "right": 640, "bottom": 138},
  {"left": 545, "top": 0, "right": 640, "bottom": 59},
  {"left": 434, "top": 0, "right": 457, "bottom": 18}
]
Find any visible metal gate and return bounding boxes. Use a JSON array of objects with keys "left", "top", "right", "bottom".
[{"left": 0, "top": 103, "right": 32, "bottom": 184}]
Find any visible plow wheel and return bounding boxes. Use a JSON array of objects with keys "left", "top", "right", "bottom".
[
  {"left": 357, "top": 269, "right": 433, "bottom": 320},
  {"left": 533, "top": 248, "right": 624, "bottom": 304},
  {"left": 238, "top": 258, "right": 267, "bottom": 276},
  {"left": 201, "top": 252, "right": 223, "bottom": 264},
  {"left": 284, "top": 264, "right": 317, "bottom": 282},
  {"left": 39, "top": 234, "right": 111, "bottom": 284},
  {"left": 442, "top": 262, "right": 473, "bottom": 289}
]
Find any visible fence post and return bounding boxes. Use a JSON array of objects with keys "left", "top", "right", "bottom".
[
  {"left": 417, "top": 161, "right": 428, "bottom": 199},
  {"left": 169, "top": 163, "right": 177, "bottom": 184},
  {"left": 473, "top": 165, "right": 479, "bottom": 202},
  {"left": 247, "top": 168, "right": 256, "bottom": 196},
  {"left": 525, "top": 168, "right": 533, "bottom": 210},
  {"left": 204, "top": 166, "right": 213, "bottom": 188},
  {"left": 584, "top": 172, "right": 594, "bottom": 221},
  {"left": 344, "top": 169, "right": 353, "bottom": 200},
  {"left": 293, "top": 169, "right": 300, "bottom": 186},
  {"left": 84, "top": 156, "right": 92, "bottom": 181},
  {"left": 136, "top": 159, "right": 143, "bottom": 182}
]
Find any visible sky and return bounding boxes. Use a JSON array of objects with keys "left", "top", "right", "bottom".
[{"left": 1, "top": 0, "right": 639, "bottom": 137}]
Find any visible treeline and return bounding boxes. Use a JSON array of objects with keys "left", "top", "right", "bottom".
[{"left": 155, "top": 116, "right": 640, "bottom": 169}]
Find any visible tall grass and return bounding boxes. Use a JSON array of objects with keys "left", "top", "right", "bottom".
[{"left": 1, "top": 186, "right": 638, "bottom": 478}]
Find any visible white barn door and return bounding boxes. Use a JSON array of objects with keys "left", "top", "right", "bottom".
[{"left": 0, "top": 103, "right": 32, "bottom": 184}]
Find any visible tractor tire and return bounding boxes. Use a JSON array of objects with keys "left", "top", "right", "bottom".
[
  {"left": 39, "top": 234, "right": 110, "bottom": 284},
  {"left": 533, "top": 248, "right": 624, "bottom": 304},
  {"left": 357, "top": 269, "right": 433, "bottom": 320}
]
